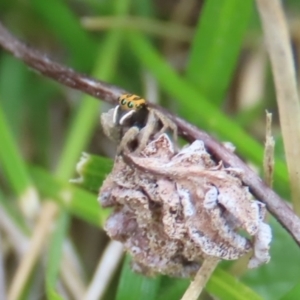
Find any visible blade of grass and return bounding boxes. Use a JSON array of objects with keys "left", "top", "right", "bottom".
[
  {"left": 0, "top": 99, "right": 40, "bottom": 220},
  {"left": 82, "top": 16, "right": 194, "bottom": 42},
  {"left": 46, "top": 211, "right": 70, "bottom": 300},
  {"left": 157, "top": 267, "right": 263, "bottom": 300},
  {"left": 30, "top": 166, "right": 109, "bottom": 227},
  {"left": 0, "top": 55, "right": 27, "bottom": 137},
  {"left": 132, "top": 0, "right": 154, "bottom": 16},
  {"left": 0, "top": 105, "right": 32, "bottom": 195},
  {"left": 280, "top": 282, "right": 300, "bottom": 300},
  {"left": 31, "top": 0, "right": 97, "bottom": 70},
  {"left": 127, "top": 31, "right": 289, "bottom": 196},
  {"left": 70, "top": 153, "right": 113, "bottom": 194},
  {"left": 44, "top": 0, "right": 132, "bottom": 297},
  {"left": 25, "top": 80, "right": 53, "bottom": 166},
  {"left": 234, "top": 103, "right": 264, "bottom": 128},
  {"left": 157, "top": 278, "right": 189, "bottom": 300},
  {"left": 55, "top": 0, "right": 131, "bottom": 180},
  {"left": 47, "top": 290, "right": 64, "bottom": 300},
  {"left": 206, "top": 268, "right": 263, "bottom": 300},
  {"left": 186, "top": 0, "right": 253, "bottom": 105},
  {"left": 116, "top": 255, "right": 161, "bottom": 300}
]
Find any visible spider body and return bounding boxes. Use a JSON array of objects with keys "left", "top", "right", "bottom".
[
  {"left": 113, "top": 93, "right": 148, "bottom": 129},
  {"left": 112, "top": 93, "right": 177, "bottom": 154}
]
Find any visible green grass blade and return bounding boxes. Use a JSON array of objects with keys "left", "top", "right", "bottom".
[
  {"left": 46, "top": 211, "right": 70, "bottom": 300},
  {"left": 280, "top": 282, "right": 300, "bottom": 300},
  {"left": 25, "top": 81, "right": 53, "bottom": 166},
  {"left": 0, "top": 55, "right": 27, "bottom": 137},
  {"left": 30, "top": 166, "right": 108, "bottom": 227},
  {"left": 116, "top": 255, "right": 161, "bottom": 300},
  {"left": 242, "top": 218, "right": 300, "bottom": 300},
  {"left": 71, "top": 153, "right": 113, "bottom": 194},
  {"left": 46, "top": 290, "right": 64, "bottom": 300},
  {"left": 31, "top": 0, "right": 97, "bottom": 70},
  {"left": 186, "top": 0, "right": 253, "bottom": 105},
  {"left": 0, "top": 104, "right": 32, "bottom": 196},
  {"left": 47, "top": 0, "right": 132, "bottom": 296},
  {"left": 157, "top": 278, "right": 189, "bottom": 300},
  {"left": 206, "top": 268, "right": 263, "bottom": 300},
  {"left": 55, "top": 0, "right": 132, "bottom": 180},
  {"left": 127, "top": 32, "right": 288, "bottom": 195},
  {"left": 157, "top": 268, "right": 263, "bottom": 300}
]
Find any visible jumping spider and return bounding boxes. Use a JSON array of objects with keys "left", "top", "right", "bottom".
[{"left": 112, "top": 93, "right": 177, "bottom": 153}]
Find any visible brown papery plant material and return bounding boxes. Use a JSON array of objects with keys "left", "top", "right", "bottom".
[
  {"left": 99, "top": 109, "right": 271, "bottom": 276},
  {"left": 98, "top": 131, "right": 271, "bottom": 279},
  {"left": 0, "top": 22, "right": 300, "bottom": 246}
]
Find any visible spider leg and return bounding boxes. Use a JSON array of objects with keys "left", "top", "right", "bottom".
[
  {"left": 117, "top": 126, "right": 140, "bottom": 154},
  {"left": 134, "top": 110, "right": 157, "bottom": 153},
  {"left": 153, "top": 109, "right": 178, "bottom": 143}
]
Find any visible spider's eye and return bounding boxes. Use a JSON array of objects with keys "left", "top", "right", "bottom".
[
  {"left": 121, "top": 99, "right": 127, "bottom": 105},
  {"left": 127, "top": 101, "right": 134, "bottom": 109}
]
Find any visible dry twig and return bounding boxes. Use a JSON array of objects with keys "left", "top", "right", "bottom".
[
  {"left": 8, "top": 202, "right": 58, "bottom": 300},
  {"left": 83, "top": 241, "right": 123, "bottom": 300},
  {"left": 181, "top": 258, "right": 220, "bottom": 300}
]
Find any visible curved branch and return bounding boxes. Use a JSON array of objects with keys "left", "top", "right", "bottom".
[
  {"left": 0, "top": 22, "right": 299, "bottom": 245},
  {"left": 0, "top": 22, "right": 125, "bottom": 104}
]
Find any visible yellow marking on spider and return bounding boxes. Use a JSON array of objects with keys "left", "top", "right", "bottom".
[{"left": 118, "top": 93, "right": 146, "bottom": 111}]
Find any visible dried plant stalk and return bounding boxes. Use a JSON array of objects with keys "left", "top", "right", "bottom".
[
  {"left": 83, "top": 241, "right": 123, "bottom": 300},
  {"left": 264, "top": 111, "right": 275, "bottom": 187},
  {"left": 81, "top": 16, "right": 194, "bottom": 42},
  {"left": 181, "top": 258, "right": 219, "bottom": 300},
  {"left": 8, "top": 202, "right": 58, "bottom": 300},
  {"left": 61, "top": 253, "right": 86, "bottom": 300},
  {"left": 256, "top": 0, "right": 300, "bottom": 213}
]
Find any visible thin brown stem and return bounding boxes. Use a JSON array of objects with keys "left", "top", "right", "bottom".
[
  {"left": 181, "top": 258, "right": 219, "bottom": 300},
  {"left": 8, "top": 202, "right": 58, "bottom": 300},
  {"left": 83, "top": 241, "right": 124, "bottom": 300},
  {"left": 0, "top": 22, "right": 124, "bottom": 105},
  {"left": 0, "top": 22, "right": 300, "bottom": 246},
  {"left": 264, "top": 111, "right": 275, "bottom": 187}
]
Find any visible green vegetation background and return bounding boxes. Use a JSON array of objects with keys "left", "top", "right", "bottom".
[{"left": 0, "top": 0, "right": 300, "bottom": 299}]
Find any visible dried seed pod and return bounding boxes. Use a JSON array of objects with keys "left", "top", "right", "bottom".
[{"left": 99, "top": 134, "right": 272, "bottom": 277}]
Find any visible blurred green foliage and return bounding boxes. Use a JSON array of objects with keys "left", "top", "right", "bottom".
[{"left": 1, "top": 0, "right": 300, "bottom": 299}]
